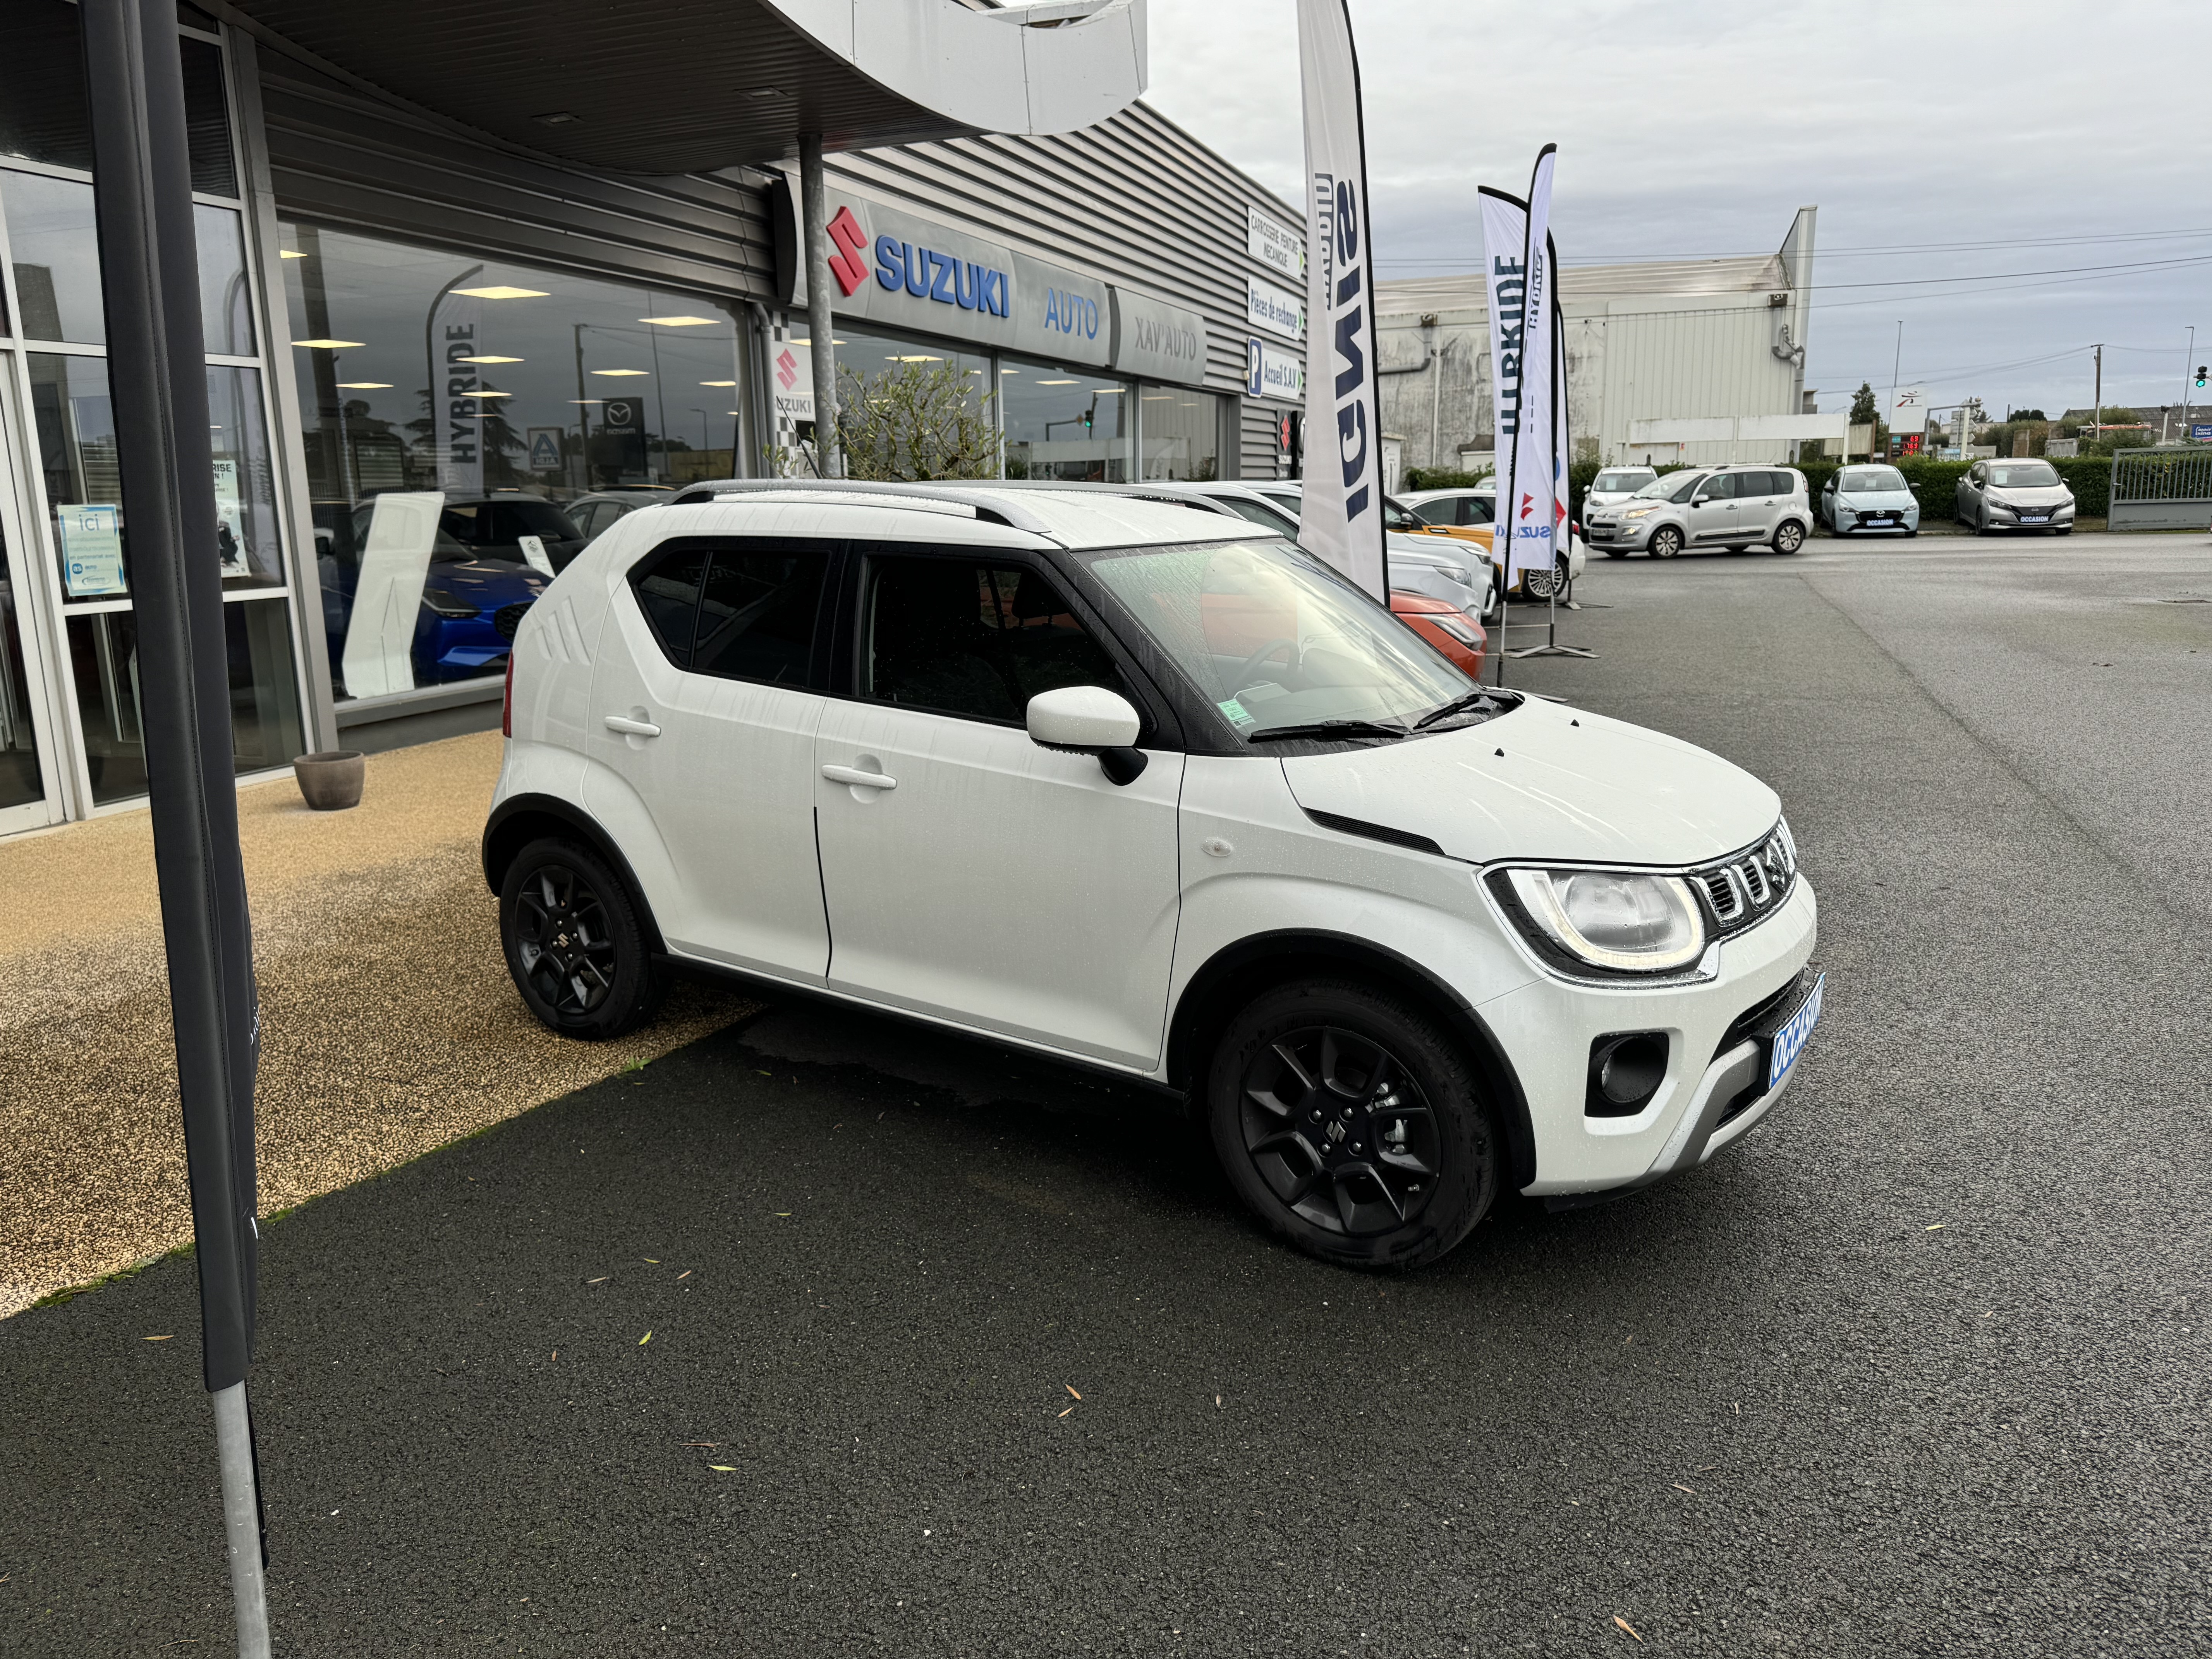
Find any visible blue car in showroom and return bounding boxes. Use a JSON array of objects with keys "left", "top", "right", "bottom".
[{"left": 317, "top": 498, "right": 553, "bottom": 687}]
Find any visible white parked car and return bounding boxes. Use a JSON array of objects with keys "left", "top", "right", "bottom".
[
  {"left": 1395, "top": 485, "right": 1589, "bottom": 600},
  {"left": 486, "top": 481, "right": 1822, "bottom": 1270},
  {"left": 1583, "top": 467, "right": 1658, "bottom": 512},
  {"left": 1820, "top": 464, "right": 1920, "bottom": 538}
]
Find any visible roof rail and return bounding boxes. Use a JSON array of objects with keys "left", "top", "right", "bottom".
[
  {"left": 665, "top": 476, "right": 1058, "bottom": 536},
  {"left": 979, "top": 478, "right": 1245, "bottom": 518}
]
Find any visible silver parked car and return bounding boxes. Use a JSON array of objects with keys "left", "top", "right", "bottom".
[
  {"left": 1820, "top": 464, "right": 1920, "bottom": 537},
  {"left": 1955, "top": 459, "right": 2075, "bottom": 536},
  {"left": 1583, "top": 465, "right": 1813, "bottom": 559},
  {"left": 1583, "top": 467, "right": 1658, "bottom": 512}
]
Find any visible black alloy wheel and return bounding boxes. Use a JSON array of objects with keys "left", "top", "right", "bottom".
[
  {"left": 1773, "top": 520, "right": 1805, "bottom": 555},
  {"left": 500, "top": 836, "right": 665, "bottom": 1039},
  {"left": 1209, "top": 981, "right": 1496, "bottom": 1270},
  {"left": 1649, "top": 526, "right": 1684, "bottom": 559}
]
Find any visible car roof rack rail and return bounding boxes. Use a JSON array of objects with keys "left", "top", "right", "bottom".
[{"left": 665, "top": 476, "right": 1059, "bottom": 536}]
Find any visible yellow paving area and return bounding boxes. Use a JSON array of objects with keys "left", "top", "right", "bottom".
[{"left": 0, "top": 732, "right": 751, "bottom": 1318}]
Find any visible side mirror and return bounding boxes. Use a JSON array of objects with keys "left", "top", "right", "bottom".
[
  {"left": 1026, "top": 684, "right": 1147, "bottom": 785},
  {"left": 1692, "top": 495, "right": 1711, "bottom": 507}
]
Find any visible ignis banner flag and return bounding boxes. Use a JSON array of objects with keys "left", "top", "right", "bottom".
[
  {"left": 1481, "top": 146, "right": 1561, "bottom": 588},
  {"left": 1298, "top": 0, "right": 1386, "bottom": 600}
]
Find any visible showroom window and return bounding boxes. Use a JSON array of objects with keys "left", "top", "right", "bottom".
[
  {"left": 0, "top": 2, "right": 304, "bottom": 808},
  {"left": 1138, "top": 385, "right": 1220, "bottom": 482},
  {"left": 1001, "top": 359, "right": 1131, "bottom": 482},
  {"left": 279, "top": 222, "right": 748, "bottom": 700}
]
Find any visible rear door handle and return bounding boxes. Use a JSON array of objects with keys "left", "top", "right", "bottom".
[
  {"left": 821, "top": 764, "right": 897, "bottom": 791},
  {"left": 604, "top": 714, "right": 661, "bottom": 737}
]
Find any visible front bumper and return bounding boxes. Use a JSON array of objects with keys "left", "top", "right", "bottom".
[
  {"left": 1585, "top": 515, "right": 1657, "bottom": 550},
  {"left": 1477, "top": 879, "right": 1820, "bottom": 1196},
  {"left": 1834, "top": 506, "right": 1919, "bottom": 535}
]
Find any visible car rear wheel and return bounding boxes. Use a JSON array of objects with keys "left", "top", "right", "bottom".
[
  {"left": 1207, "top": 980, "right": 1498, "bottom": 1271},
  {"left": 1649, "top": 526, "right": 1683, "bottom": 559},
  {"left": 1773, "top": 520, "right": 1805, "bottom": 555},
  {"left": 1522, "top": 556, "right": 1570, "bottom": 599},
  {"left": 500, "top": 837, "right": 666, "bottom": 1039}
]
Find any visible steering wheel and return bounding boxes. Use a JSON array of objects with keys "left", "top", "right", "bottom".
[{"left": 1230, "top": 637, "right": 1297, "bottom": 692}]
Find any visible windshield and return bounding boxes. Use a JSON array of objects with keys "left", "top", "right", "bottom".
[
  {"left": 1839, "top": 467, "right": 1907, "bottom": 493},
  {"left": 1631, "top": 473, "right": 1692, "bottom": 502},
  {"left": 1990, "top": 463, "right": 2060, "bottom": 488},
  {"left": 1079, "top": 538, "right": 1472, "bottom": 739},
  {"left": 1592, "top": 471, "right": 1651, "bottom": 492}
]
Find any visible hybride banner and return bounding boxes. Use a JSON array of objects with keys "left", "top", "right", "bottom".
[
  {"left": 1479, "top": 147, "right": 1565, "bottom": 589},
  {"left": 1297, "top": 0, "right": 1386, "bottom": 600},
  {"left": 433, "top": 266, "right": 486, "bottom": 498}
]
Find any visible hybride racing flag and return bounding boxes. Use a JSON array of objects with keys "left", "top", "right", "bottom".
[
  {"left": 1479, "top": 146, "right": 1562, "bottom": 587},
  {"left": 1298, "top": 0, "right": 1386, "bottom": 599}
]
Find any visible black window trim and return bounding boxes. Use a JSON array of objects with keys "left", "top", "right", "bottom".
[{"left": 623, "top": 532, "right": 846, "bottom": 692}]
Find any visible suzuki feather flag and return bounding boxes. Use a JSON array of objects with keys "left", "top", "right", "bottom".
[
  {"left": 1480, "top": 146, "right": 1561, "bottom": 588},
  {"left": 1298, "top": 0, "right": 1386, "bottom": 599}
]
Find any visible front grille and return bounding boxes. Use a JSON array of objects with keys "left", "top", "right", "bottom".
[
  {"left": 1690, "top": 825, "right": 1796, "bottom": 939},
  {"left": 493, "top": 600, "right": 534, "bottom": 641}
]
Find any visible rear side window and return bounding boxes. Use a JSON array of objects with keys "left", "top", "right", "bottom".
[
  {"left": 625, "top": 537, "right": 833, "bottom": 685},
  {"left": 1458, "top": 495, "right": 1494, "bottom": 526},
  {"left": 861, "top": 555, "right": 1123, "bottom": 725}
]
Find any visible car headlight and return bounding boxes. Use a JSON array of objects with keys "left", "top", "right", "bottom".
[
  {"left": 1428, "top": 612, "right": 1482, "bottom": 646},
  {"left": 1499, "top": 867, "right": 1707, "bottom": 974},
  {"left": 419, "top": 587, "right": 476, "bottom": 618},
  {"left": 1621, "top": 504, "right": 1660, "bottom": 518}
]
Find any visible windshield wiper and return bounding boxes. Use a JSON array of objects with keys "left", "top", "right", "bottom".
[
  {"left": 1412, "top": 689, "right": 1508, "bottom": 730},
  {"left": 1245, "top": 719, "right": 1411, "bottom": 743}
]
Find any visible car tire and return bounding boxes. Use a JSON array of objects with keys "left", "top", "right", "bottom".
[
  {"left": 1648, "top": 526, "right": 1683, "bottom": 559},
  {"left": 1773, "top": 520, "right": 1805, "bottom": 555},
  {"left": 1207, "top": 979, "right": 1498, "bottom": 1271},
  {"left": 1523, "top": 556, "right": 1569, "bottom": 599},
  {"left": 2054, "top": 526, "right": 2073, "bottom": 536},
  {"left": 500, "top": 836, "right": 666, "bottom": 1039},
  {"left": 1603, "top": 547, "right": 1630, "bottom": 559}
]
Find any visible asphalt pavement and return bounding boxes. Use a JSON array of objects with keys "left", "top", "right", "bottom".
[{"left": 4, "top": 531, "right": 2209, "bottom": 1656}]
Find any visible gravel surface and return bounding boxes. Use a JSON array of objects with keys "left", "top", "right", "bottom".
[
  {"left": 0, "top": 731, "right": 750, "bottom": 1317},
  {"left": 2, "top": 534, "right": 2208, "bottom": 1655}
]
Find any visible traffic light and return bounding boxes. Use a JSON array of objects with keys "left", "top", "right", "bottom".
[
  {"left": 1081, "top": 406, "right": 1094, "bottom": 433},
  {"left": 2197, "top": 365, "right": 2208, "bottom": 390}
]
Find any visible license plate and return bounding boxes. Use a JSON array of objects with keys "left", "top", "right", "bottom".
[
  {"left": 2018, "top": 514, "right": 2049, "bottom": 524},
  {"left": 1864, "top": 515, "right": 1894, "bottom": 526},
  {"left": 1767, "top": 972, "right": 1824, "bottom": 1092}
]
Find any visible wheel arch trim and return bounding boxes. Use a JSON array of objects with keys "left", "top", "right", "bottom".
[
  {"left": 482, "top": 792, "right": 667, "bottom": 955},
  {"left": 1165, "top": 929, "right": 1538, "bottom": 1191}
]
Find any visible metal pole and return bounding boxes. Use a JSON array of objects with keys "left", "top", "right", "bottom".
[
  {"left": 82, "top": 4, "right": 271, "bottom": 1654},
  {"left": 2092, "top": 343, "right": 2103, "bottom": 443},
  {"left": 2180, "top": 325, "right": 2194, "bottom": 429},
  {"left": 799, "top": 134, "right": 842, "bottom": 479},
  {"left": 1888, "top": 320, "right": 1903, "bottom": 457}
]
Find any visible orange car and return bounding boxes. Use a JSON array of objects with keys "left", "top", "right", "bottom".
[{"left": 1391, "top": 589, "right": 1487, "bottom": 680}]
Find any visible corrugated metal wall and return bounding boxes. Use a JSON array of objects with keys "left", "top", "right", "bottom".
[
  {"left": 825, "top": 104, "right": 1302, "bottom": 481},
  {"left": 255, "top": 47, "right": 1304, "bottom": 482}
]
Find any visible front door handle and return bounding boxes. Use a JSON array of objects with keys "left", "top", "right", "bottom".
[
  {"left": 822, "top": 763, "right": 897, "bottom": 791},
  {"left": 604, "top": 714, "right": 661, "bottom": 737}
]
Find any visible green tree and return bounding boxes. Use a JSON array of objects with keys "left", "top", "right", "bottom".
[
  {"left": 2007, "top": 407, "right": 2045, "bottom": 421},
  {"left": 1848, "top": 382, "right": 1880, "bottom": 426},
  {"left": 837, "top": 360, "right": 1000, "bottom": 481}
]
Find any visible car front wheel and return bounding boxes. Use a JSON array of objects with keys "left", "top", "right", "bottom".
[
  {"left": 1522, "top": 555, "right": 1570, "bottom": 599},
  {"left": 1648, "top": 526, "right": 1683, "bottom": 559},
  {"left": 500, "top": 836, "right": 666, "bottom": 1039},
  {"left": 1773, "top": 520, "right": 1805, "bottom": 555},
  {"left": 1207, "top": 980, "right": 1498, "bottom": 1271}
]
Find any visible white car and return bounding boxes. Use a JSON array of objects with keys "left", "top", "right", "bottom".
[
  {"left": 1176, "top": 481, "right": 1496, "bottom": 625},
  {"left": 1584, "top": 467, "right": 1658, "bottom": 512},
  {"left": 1240, "top": 480, "right": 1506, "bottom": 620},
  {"left": 485, "top": 481, "right": 1822, "bottom": 1270},
  {"left": 1395, "top": 486, "right": 1589, "bottom": 600}
]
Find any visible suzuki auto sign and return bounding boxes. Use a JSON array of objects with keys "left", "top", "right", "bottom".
[{"left": 776, "top": 176, "right": 1111, "bottom": 368}]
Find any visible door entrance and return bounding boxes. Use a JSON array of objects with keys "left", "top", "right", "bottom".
[{"left": 0, "top": 380, "right": 62, "bottom": 835}]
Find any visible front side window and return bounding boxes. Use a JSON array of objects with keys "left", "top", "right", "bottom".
[
  {"left": 1694, "top": 473, "right": 1735, "bottom": 501},
  {"left": 1079, "top": 537, "right": 1468, "bottom": 740},
  {"left": 861, "top": 555, "right": 1121, "bottom": 724}
]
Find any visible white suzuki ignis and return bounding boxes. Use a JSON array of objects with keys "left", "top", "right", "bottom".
[{"left": 486, "top": 481, "right": 1821, "bottom": 1270}]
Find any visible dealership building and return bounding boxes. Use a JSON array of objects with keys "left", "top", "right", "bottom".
[
  {"left": 1374, "top": 208, "right": 1821, "bottom": 479},
  {"left": 0, "top": 0, "right": 1310, "bottom": 838}
]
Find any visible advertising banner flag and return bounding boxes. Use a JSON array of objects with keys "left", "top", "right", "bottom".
[
  {"left": 1478, "top": 184, "right": 1527, "bottom": 589},
  {"left": 1499, "top": 147, "right": 1559, "bottom": 587},
  {"left": 432, "top": 270, "right": 486, "bottom": 497},
  {"left": 1298, "top": 0, "right": 1386, "bottom": 600}
]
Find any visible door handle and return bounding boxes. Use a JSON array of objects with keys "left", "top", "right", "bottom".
[
  {"left": 822, "top": 763, "right": 897, "bottom": 791},
  {"left": 603, "top": 714, "right": 661, "bottom": 737}
]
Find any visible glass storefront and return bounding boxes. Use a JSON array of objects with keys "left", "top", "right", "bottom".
[
  {"left": 0, "top": 2, "right": 304, "bottom": 814},
  {"left": 1001, "top": 357, "right": 1131, "bottom": 481},
  {"left": 279, "top": 222, "right": 747, "bottom": 699},
  {"left": 1138, "top": 385, "right": 1221, "bottom": 481}
]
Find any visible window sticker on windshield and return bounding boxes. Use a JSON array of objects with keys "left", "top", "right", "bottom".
[{"left": 1218, "top": 698, "right": 1257, "bottom": 726}]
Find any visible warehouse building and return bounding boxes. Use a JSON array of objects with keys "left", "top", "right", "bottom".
[{"left": 1374, "top": 208, "right": 1819, "bottom": 477}]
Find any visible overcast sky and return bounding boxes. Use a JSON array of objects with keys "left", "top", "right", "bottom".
[{"left": 1145, "top": 0, "right": 2212, "bottom": 424}]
